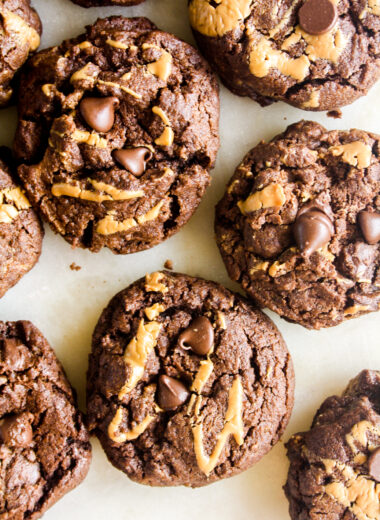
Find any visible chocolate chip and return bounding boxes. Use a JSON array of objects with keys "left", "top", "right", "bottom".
[
  {"left": 79, "top": 96, "right": 119, "bottom": 133},
  {"left": 299, "top": 0, "right": 338, "bottom": 35},
  {"left": 157, "top": 375, "right": 189, "bottom": 411},
  {"left": 293, "top": 208, "right": 334, "bottom": 257},
  {"left": 368, "top": 447, "right": 380, "bottom": 481},
  {"left": 0, "top": 413, "right": 33, "bottom": 448},
  {"left": 358, "top": 211, "right": 380, "bottom": 245},
  {"left": 178, "top": 316, "right": 214, "bottom": 356},
  {"left": 2, "top": 338, "right": 26, "bottom": 371},
  {"left": 113, "top": 147, "right": 153, "bottom": 176}
]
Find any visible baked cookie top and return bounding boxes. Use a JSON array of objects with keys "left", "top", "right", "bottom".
[
  {"left": 285, "top": 370, "right": 380, "bottom": 520},
  {"left": 15, "top": 16, "right": 219, "bottom": 254},
  {"left": 215, "top": 121, "right": 380, "bottom": 329},
  {"left": 188, "top": 0, "right": 380, "bottom": 110},
  {"left": 87, "top": 271, "right": 294, "bottom": 487},
  {"left": 0, "top": 149, "right": 43, "bottom": 299},
  {"left": 0, "top": 321, "right": 92, "bottom": 520},
  {"left": 0, "top": 0, "right": 41, "bottom": 107}
]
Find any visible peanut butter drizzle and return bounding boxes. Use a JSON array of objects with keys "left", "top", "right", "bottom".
[
  {"left": 97, "top": 79, "right": 142, "bottom": 100},
  {"left": 145, "top": 303, "right": 165, "bottom": 321},
  {"left": 191, "top": 359, "right": 214, "bottom": 394},
  {"left": 152, "top": 107, "right": 174, "bottom": 147},
  {"left": 106, "top": 39, "right": 130, "bottom": 50},
  {"left": 329, "top": 141, "right": 372, "bottom": 169},
  {"left": 96, "top": 199, "right": 166, "bottom": 236},
  {"left": 118, "top": 320, "right": 162, "bottom": 400},
  {"left": 2, "top": 10, "right": 40, "bottom": 52},
  {"left": 192, "top": 376, "right": 245, "bottom": 475},
  {"left": 345, "top": 421, "right": 380, "bottom": 454},
  {"left": 145, "top": 272, "right": 168, "bottom": 293},
  {"left": 142, "top": 44, "right": 173, "bottom": 81},
  {"left": 52, "top": 180, "right": 143, "bottom": 203},
  {"left": 72, "top": 129, "right": 108, "bottom": 148},
  {"left": 238, "top": 183, "right": 286, "bottom": 214},
  {"left": 188, "top": 0, "right": 252, "bottom": 37},
  {"left": 0, "top": 187, "right": 31, "bottom": 224},
  {"left": 303, "top": 90, "right": 320, "bottom": 108}
]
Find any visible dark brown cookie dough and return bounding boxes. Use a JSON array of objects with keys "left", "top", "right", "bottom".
[
  {"left": 0, "top": 0, "right": 41, "bottom": 107},
  {"left": 0, "top": 320, "right": 92, "bottom": 519},
  {"left": 188, "top": 0, "right": 380, "bottom": 111},
  {"left": 0, "top": 149, "right": 43, "bottom": 299},
  {"left": 285, "top": 370, "right": 380, "bottom": 520},
  {"left": 87, "top": 271, "right": 294, "bottom": 487},
  {"left": 215, "top": 121, "right": 380, "bottom": 330},
  {"left": 14, "top": 16, "right": 219, "bottom": 254},
  {"left": 71, "top": 0, "right": 144, "bottom": 6}
]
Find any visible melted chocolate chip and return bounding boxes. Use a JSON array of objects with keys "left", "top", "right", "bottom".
[
  {"left": 2, "top": 338, "right": 26, "bottom": 371},
  {"left": 113, "top": 147, "right": 153, "bottom": 177},
  {"left": 299, "top": 0, "right": 338, "bottom": 35},
  {"left": 358, "top": 211, "right": 380, "bottom": 245},
  {"left": 79, "top": 96, "right": 119, "bottom": 133},
  {"left": 293, "top": 208, "right": 334, "bottom": 257},
  {"left": 178, "top": 316, "right": 214, "bottom": 356},
  {"left": 0, "top": 413, "right": 33, "bottom": 448},
  {"left": 368, "top": 447, "right": 380, "bottom": 481},
  {"left": 157, "top": 375, "right": 189, "bottom": 411}
]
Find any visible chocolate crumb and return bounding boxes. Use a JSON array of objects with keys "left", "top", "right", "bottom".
[
  {"left": 70, "top": 263, "right": 81, "bottom": 271},
  {"left": 164, "top": 259, "right": 173, "bottom": 270},
  {"left": 327, "top": 110, "right": 342, "bottom": 119}
]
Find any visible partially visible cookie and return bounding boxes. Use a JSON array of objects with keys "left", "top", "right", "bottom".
[
  {"left": 0, "top": 149, "right": 43, "bottom": 298},
  {"left": 215, "top": 121, "right": 380, "bottom": 329},
  {"left": 188, "top": 0, "right": 380, "bottom": 111},
  {"left": 87, "top": 271, "right": 294, "bottom": 487},
  {"left": 71, "top": 0, "right": 144, "bottom": 6},
  {"left": 0, "top": 0, "right": 41, "bottom": 107},
  {"left": 14, "top": 16, "right": 219, "bottom": 254},
  {"left": 0, "top": 321, "right": 92, "bottom": 519},
  {"left": 285, "top": 370, "right": 380, "bottom": 520}
]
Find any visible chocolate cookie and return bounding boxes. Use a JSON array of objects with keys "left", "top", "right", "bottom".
[
  {"left": 87, "top": 271, "right": 294, "bottom": 487},
  {"left": 71, "top": 0, "right": 144, "bottom": 6},
  {"left": 0, "top": 0, "right": 41, "bottom": 107},
  {"left": 14, "top": 16, "right": 219, "bottom": 254},
  {"left": 0, "top": 320, "right": 92, "bottom": 519},
  {"left": 215, "top": 121, "right": 380, "bottom": 329},
  {"left": 188, "top": 0, "right": 380, "bottom": 111},
  {"left": 0, "top": 149, "right": 43, "bottom": 299},
  {"left": 285, "top": 370, "right": 380, "bottom": 520}
]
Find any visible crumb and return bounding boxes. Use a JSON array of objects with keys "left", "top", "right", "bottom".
[
  {"left": 327, "top": 110, "right": 342, "bottom": 119},
  {"left": 164, "top": 259, "right": 173, "bottom": 270},
  {"left": 70, "top": 262, "right": 81, "bottom": 271},
  {"left": 283, "top": 117, "right": 287, "bottom": 120}
]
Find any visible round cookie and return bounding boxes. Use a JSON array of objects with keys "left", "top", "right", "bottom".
[
  {"left": 71, "top": 0, "right": 144, "bottom": 6},
  {"left": 87, "top": 271, "right": 294, "bottom": 487},
  {"left": 0, "top": 0, "right": 41, "bottom": 107},
  {"left": 188, "top": 0, "right": 380, "bottom": 111},
  {"left": 215, "top": 121, "right": 380, "bottom": 330},
  {"left": 0, "top": 149, "right": 43, "bottom": 299},
  {"left": 285, "top": 370, "right": 380, "bottom": 520},
  {"left": 0, "top": 320, "right": 92, "bottom": 519},
  {"left": 14, "top": 16, "right": 219, "bottom": 254}
]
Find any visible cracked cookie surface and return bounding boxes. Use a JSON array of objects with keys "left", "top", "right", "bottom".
[
  {"left": 70, "top": 0, "right": 144, "bottom": 6},
  {"left": 215, "top": 121, "right": 380, "bottom": 329},
  {"left": 188, "top": 0, "right": 380, "bottom": 110},
  {"left": 0, "top": 149, "right": 43, "bottom": 299},
  {"left": 14, "top": 16, "right": 219, "bottom": 254},
  {"left": 0, "top": 0, "right": 41, "bottom": 107},
  {"left": 285, "top": 370, "right": 380, "bottom": 520},
  {"left": 0, "top": 320, "right": 92, "bottom": 519},
  {"left": 86, "top": 271, "right": 294, "bottom": 487}
]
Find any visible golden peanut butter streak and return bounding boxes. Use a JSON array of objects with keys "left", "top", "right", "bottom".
[
  {"left": 0, "top": 187, "right": 31, "bottom": 224},
  {"left": 52, "top": 180, "right": 144, "bottom": 203}
]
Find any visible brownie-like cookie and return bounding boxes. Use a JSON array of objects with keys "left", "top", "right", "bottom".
[
  {"left": 87, "top": 271, "right": 294, "bottom": 487},
  {"left": 215, "top": 121, "right": 380, "bottom": 330},
  {"left": 14, "top": 16, "right": 219, "bottom": 254},
  {"left": 71, "top": 0, "right": 144, "bottom": 6},
  {"left": 0, "top": 149, "right": 43, "bottom": 298},
  {"left": 0, "top": 0, "right": 41, "bottom": 107},
  {"left": 0, "top": 321, "right": 92, "bottom": 519},
  {"left": 188, "top": 0, "right": 380, "bottom": 111},
  {"left": 285, "top": 370, "right": 380, "bottom": 520}
]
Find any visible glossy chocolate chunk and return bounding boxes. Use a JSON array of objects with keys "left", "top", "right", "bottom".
[
  {"left": 157, "top": 375, "right": 189, "bottom": 411},
  {"left": 79, "top": 96, "right": 119, "bottom": 133},
  {"left": 294, "top": 208, "right": 334, "bottom": 257},
  {"left": 2, "top": 338, "right": 26, "bottom": 371},
  {"left": 368, "top": 447, "right": 380, "bottom": 481},
  {"left": 178, "top": 316, "right": 214, "bottom": 356},
  {"left": 299, "top": 0, "right": 338, "bottom": 35},
  {"left": 358, "top": 211, "right": 380, "bottom": 245},
  {"left": 0, "top": 413, "right": 33, "bottom": 448},
  {"left": 113, "top": 147, "right": 153, "bottom": 176}
]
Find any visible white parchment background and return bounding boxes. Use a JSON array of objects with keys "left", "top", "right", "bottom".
[{"left": 0, "top": 1, "right": 379, "bottom": 518}]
